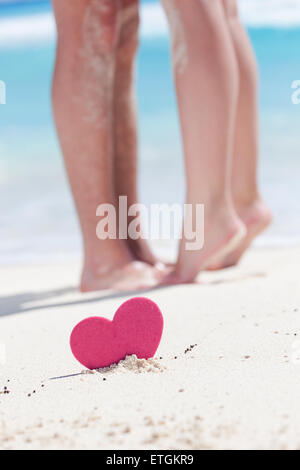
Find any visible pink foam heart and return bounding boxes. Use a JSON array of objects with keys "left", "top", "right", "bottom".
[{"left": 70, "top": 297, "right": 164, "bottom": 370}]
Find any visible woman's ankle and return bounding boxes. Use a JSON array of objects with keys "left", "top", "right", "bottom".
[{"left": 233, "top": 189, "right": 261, "bottom": 211}]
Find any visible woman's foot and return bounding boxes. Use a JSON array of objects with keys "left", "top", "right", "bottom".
[
  {"left": 208, "top": 198, "right": 273, "bottom": 270},
  {"left": 81, "top": 256, "right": 167, "bottom": 293},
  {"left": 161, "top": 203, "right": 246, "bottom": 285}
]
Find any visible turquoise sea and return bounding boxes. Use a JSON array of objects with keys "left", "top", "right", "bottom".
[{"left": 0, "top": 0, "right": 300, "bottom": 263}]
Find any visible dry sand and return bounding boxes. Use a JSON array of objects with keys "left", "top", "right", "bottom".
[{"left": 0, "top": 246, "right": 299, "bottom": 450}]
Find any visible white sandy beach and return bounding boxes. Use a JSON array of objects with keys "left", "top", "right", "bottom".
[{"left": 0, "top": 246, "right": 299, "bottom": 450}]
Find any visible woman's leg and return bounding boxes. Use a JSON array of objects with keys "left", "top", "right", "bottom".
[
  {"left": 213, "top": 0, "right": 272, "bottom": 269},
  {"left": 113, "top": 0, "right": 157, "bottom": 265},
  {"left": 52, "top": 0, "right": 163, "bottom": 292},
  {"left": 161, "top": 0, "right": 245, "bottom": 284}
]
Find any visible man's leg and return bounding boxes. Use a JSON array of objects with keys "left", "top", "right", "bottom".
[
  {"left": 52, "top": 0, "right": 163, "bottom": 291},
  {"left": 113, "top": 0, "right": 157, "bottom": 265},
  {"left": 161, "top": 0, "right": 245, "bottom": 284}
]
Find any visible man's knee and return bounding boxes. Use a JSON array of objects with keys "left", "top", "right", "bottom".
[{"left": 83, "top": 0, "right": 122, "bottom": 56}]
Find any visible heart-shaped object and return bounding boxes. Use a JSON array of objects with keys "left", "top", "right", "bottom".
[{"left": 70, "top": 297, "right": 164, "bottom": 370}]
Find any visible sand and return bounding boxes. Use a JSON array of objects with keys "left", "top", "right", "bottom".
[{"left": 0, "top": 246, "right": 300, "bottom": 450}]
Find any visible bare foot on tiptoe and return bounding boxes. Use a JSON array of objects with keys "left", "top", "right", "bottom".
[
  {"left": 81, "top": 256, "right": 167, "bottom": 293},
  {"left": 161, "top": 204, "right": 246, "bottom": 286},
  {"left": 208, "top": 198, "right": 273, "bottom": 270}
]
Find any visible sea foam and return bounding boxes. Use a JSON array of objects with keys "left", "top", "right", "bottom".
[{"left": 1, "top": 1, "right": 300, "bottom": 48}]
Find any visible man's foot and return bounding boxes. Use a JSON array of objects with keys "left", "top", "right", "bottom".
[
  {"left": 208, "top": 198, "right": 273, "bottom": 270},
  {"left": 81, "top": 258, "right": 166, "bottom": 293},
  {"left": 127, "top": 238, "right": 159, "bottom": 266},
  {"left": 161, "top": 204, "right": 246, "bottom": 285}
]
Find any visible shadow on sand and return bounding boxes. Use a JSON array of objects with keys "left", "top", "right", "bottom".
[
  {"left": 0, "top": 285, "right": 168, "bottom": 318},
  {"left": 0, "top": 270, "right": 266, "bottom": 318}
]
